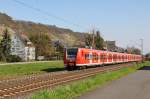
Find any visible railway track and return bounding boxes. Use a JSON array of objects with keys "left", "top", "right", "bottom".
[{"left": 0, "top": 63, "right": 133, "bottom": 99}]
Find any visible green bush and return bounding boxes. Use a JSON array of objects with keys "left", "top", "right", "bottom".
[
  {"left": 6, "top": 55, "right": 22, "bottom": 62},
  {"left": 0, "top": 52, "right": 6, "bottom": 62}
]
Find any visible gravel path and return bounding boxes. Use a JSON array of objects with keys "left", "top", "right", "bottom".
[{"left": 77, "top": 66, "right": 150, "bottom": 99}]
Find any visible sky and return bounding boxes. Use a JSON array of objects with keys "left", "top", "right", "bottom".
[{"left": 0, "top": 0, "right": 150, "bottom": 54}]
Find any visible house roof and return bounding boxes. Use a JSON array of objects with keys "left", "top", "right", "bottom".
[{"left": 16, "top": 33, "right": 34, "bottom": 47}]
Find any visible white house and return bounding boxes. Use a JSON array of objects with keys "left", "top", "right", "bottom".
[
  {"left": 11, "top": 33, "right": 35, "bottom": 61},
  {"left": 0, "top": 25, "right": 35, "bottom": 61}
]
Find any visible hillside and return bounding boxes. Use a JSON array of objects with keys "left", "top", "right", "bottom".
[
  {"left": 0, "top": 12, "right": 86, "bottom": 47},
  {"left": 0, "top": 24, "right": 18, "bottom": 42}
]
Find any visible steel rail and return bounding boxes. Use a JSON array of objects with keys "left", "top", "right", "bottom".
[{"left": 0, "top": 63, "right": 132, "bottom": 99}]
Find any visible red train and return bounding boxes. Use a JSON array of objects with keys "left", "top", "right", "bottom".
[{"left": 64, "top": 48, "right": 142, "bottom": 70}]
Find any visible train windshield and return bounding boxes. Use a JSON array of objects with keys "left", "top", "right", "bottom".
[{"left": 67, "top": 48, "right": 78, "bottom": 59}]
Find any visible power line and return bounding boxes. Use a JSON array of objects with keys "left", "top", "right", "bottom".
[{"left": 12, "top": 0, "right": 88, "bottom": 30}]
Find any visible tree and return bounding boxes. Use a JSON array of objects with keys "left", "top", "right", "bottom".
[
  {"left": 0, "top": 28, "right": 11, "bottom": 61},
  {"left": 126, "top": 46, "right": 141, "bottom": 55},
  {"left": 145, "top": 53, "right": 150, "bottom": 61},
  {"left": 54, "top": 40, "right": 64, "bottom": 60},
  {"left": 85, "top": 33, "right": 93, "bottom": 48},
  {"left": 0, "top": 47, "right": 6, "bottom": 61},
  {"left": 54, "top": 40, "right": 64, "bottom": 53},
  {"left": 95, "top": 30, "right": 104, "bottom": 50},
  {"left": 29, "top": 32, "right": 53, "bottom": 60},
  {"left": 7, "top": 55, "right": 22, "bottom": 62},
  {"left": 85, "top": 29, "right": 104, "bottom": 50}
]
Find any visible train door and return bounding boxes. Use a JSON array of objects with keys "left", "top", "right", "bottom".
[
  {"left": 98, "top": 51, "right": 101, "bottom": 64},
  {"left": 113, "top": 53, "right": 117, "bottom": 63},
  {"left": 92, "top": 51, "right": 98, "bottom": 65},
  {"left": 108, "top": 53, "right": 112, "bottom": 63},
  {"left": 129, "top": 55, "right": 131, "bottom": 62},
  {"left": 122, "top": 55, "right": 124, "bottom": 62},
  {"left": 100, "top": 52, "right": 104, "bottom": 64},
  {"left": 89, "top": 51, "right": 92, "bottom": 65},
  {"left": 84, "top": 52, "right": 89, "bottom": 65},
  {"left": 104, "top": 52, "right": 108, "bottom": 63},
  {"left": 119, "top": 54, "right": 121, "bottom": 62}
]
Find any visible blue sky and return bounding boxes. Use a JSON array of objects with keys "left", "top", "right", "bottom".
[{"left": 0, "top": 0, "right": 150, "bottom": 54}]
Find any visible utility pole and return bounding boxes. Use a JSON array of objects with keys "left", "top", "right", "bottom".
[
  {"left": 140, "top": 39, "right": 144, "bottom": 62},
  {"left": 92, "top": 29, "right": 95, "bottom": 49},
  {"left": 105, "top": 41, "right": 108, "bottom": 51}
]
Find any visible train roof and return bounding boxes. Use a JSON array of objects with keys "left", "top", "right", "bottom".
[{"left": 66, "top": 47, "right": 142, "bottom": 56}]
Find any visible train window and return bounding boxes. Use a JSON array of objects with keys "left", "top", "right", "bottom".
[
  {"left": 67, "top": 48, "right": 78, "bottom": 58},
  {"left": 93, "top": 54, "right": 98, "bottom": 60},
  {"left": 113, "top": 55, "right": 115, "bottom": 59},
  {"left": 119, "top": 56, "right": 121, "bottom": 60},
  {"left": 108, "top": 55, "right": 112, "bottom": 59},
  {"left": 95, "top": 54, "right": 98, "bottom": 60},
  {"left": 85, "top": 54, "right": 92, "bottom": 60},
  {"left": 89, "top": 54, "right": 92, "bottom": 60},
  {"left": 94, "top": 54, "right": 98, "bottom": 60},
  {"left": 93, "top": 54, "right": 95, "bottom": 60},
  {"left": 96, "top": 55, "right": 98, "bottom": 60},
  {"left": 93, "top": 54, "right": 96, "bottom": 60},
  {"left": 122, "top": 56, "right": 124, "bottom": 59},
  {"left": 104, "top": 55, "right": 108, "bottom": 59},
  {"left": 100, "top": 54, "right": 104, "bottom": 59},
  {"left": 113, "top": 55, "right": 117, "bottom": 59},
  {"left": 85, "top": 54, "right": 88, "bottom": 60},
  {"left": 103, "top": 55, "right": 106, "bottom": 59},
  {"left": 100, "top": 54, "right": 107, "bottom": 59}
]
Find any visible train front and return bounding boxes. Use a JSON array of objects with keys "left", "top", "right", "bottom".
[{"left": 64, "top": 48, "right": 78, "bottom": 70}]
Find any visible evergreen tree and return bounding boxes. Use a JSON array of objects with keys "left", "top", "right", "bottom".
[
  {"left": 145, "top": 53, "right": 150, "bottom": 61},
  {"left": 85, "top": 30, "right": 104, "bottom": 50},
  {"left": 0, "top": 46, "right": 6, "bottom": 61},
  {"left": 54, "top": 40, "right": 64, "bottom": 59},
  {"left": 95, "top": 30, "right": 104, "bottom": 50},
  {"left": 0, "top": 28, "right": 11, "bottom": 61}
]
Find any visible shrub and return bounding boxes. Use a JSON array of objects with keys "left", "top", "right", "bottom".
[{"left": 7, "top": 55, "right": 22, "bottom": 62}]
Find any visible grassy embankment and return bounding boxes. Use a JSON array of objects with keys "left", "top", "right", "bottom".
[
  {"left": 30, "top": 62, "right": 149, "bottom": 99},
  {"left": 0, "top": 61, "right": 64, "bottom": 79}
]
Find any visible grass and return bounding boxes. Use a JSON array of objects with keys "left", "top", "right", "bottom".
[
  {"left": 30, "top": 62, "right": 148, "bottom": 99},
  {"left": 0, "top": 60, "right": 64, "bottom": 78}
]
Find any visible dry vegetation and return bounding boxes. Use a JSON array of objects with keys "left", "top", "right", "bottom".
[{"left": 0, "top": 12, "right": 85, "bottom": 47}]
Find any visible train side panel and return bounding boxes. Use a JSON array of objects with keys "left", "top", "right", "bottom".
[{"left": 64, "top": 48, "right": 142, "bottom": 70}]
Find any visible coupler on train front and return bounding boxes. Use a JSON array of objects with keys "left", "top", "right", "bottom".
[{"left": 66, "top": 62, "right": 77, "bottom": 71}]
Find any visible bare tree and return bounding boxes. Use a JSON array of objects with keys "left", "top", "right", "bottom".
[{"left": 85, "top": 29, "right": 104, "bottom": 50}]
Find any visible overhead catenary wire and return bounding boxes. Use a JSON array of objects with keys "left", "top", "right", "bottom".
[{"left": 12, "top": 0, "right": 88, "bottom": 30}]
